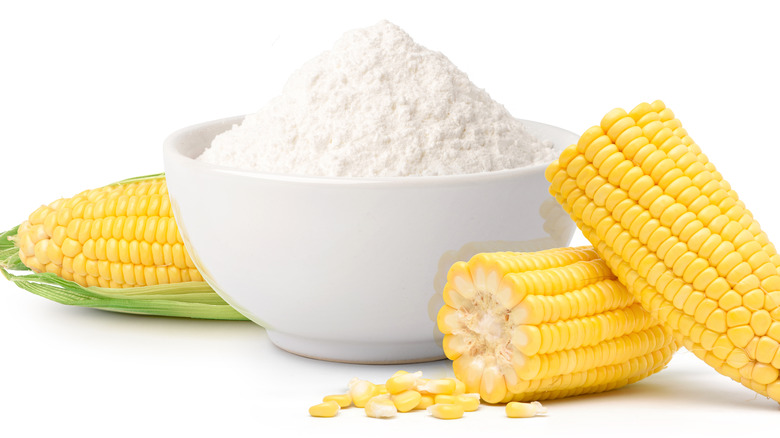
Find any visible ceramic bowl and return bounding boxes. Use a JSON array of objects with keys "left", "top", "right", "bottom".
[{"left": 163, "top": 117, "right": 578, "bottom": 363}]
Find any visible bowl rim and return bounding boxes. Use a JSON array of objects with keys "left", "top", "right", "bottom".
[{"left": 163, "top": 115, "right": 579, "bottom": 186}]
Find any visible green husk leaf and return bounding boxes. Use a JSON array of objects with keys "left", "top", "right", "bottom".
[
  {"left": 108, "top": 172, "right": 166, "bottom": 186},
  {"left": 0, "top": 225, "right": 26, "bottom": 271},
  {"left": 0, "top": 177, "right": 250, "bottom": 321}
]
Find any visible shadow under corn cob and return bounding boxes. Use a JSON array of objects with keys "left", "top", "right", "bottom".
[{"left": 0, "top": 174, "right": 248, "bottom": 320}]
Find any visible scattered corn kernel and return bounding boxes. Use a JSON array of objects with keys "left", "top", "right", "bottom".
[
  {"left": 427, "top": 403, "right": 464, "bottom": 420},
  {"left": 322, "top": 393, "right": 352, "bottom": 408},
  {"left": 451, "top": 378, "right": 466, "bottom": 395},
  {"left": 386, "top": 371, "right": 422, "bottom": 394},
  {"left": 506, "top": 401, "right": 545, "bottom": 418},
  {"left": 414, "top": 394, "right": 435, "bottom": 410},
  {"left": 309, "top": 400, "right": 340, "bottom": 418},
  {"left": 417, "top": 378, "right": 456, "bottom": 395},
  {"left": 348, "top": 378, "right": 380, "bottom": 408},
  {"left": 365, "top": 395, "right": 397, "bottom": 418},
  {"left": 434, "top": 394, "right": 456, "bottom": 404},
  {"left": 391, "top": 390, "right": 422, "bottom": 413},
  {"left": 455, "top": 394, "right": 481, "bottom": 412}
]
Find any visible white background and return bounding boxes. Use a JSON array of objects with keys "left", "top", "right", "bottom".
[{"left": 1, "top": 0, "right": 779, "bottom": 436}]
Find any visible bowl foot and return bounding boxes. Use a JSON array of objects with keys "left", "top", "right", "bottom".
[{"left": 266, "top": 330, "right": 446, "bottom": 364}]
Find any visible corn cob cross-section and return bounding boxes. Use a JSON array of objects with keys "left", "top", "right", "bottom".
[
  {"left": 546, "top": 101, "right": 780, "bottom": 402},
  {"left": 437, "top": 246, "right": 678, "bottom": 403}
]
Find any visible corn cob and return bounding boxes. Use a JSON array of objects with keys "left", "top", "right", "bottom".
[
  {"left": 437, "top": 246, "right": 678, "bottom": 403},
  {"left": 16, "top": 176, "right": 201, "bottom": 287},
  {"left": 0, "top": 174, "right": 247, "bottom": 320},
  {"left": 546, "top": 101, "right": 780, "bottom": 402}
]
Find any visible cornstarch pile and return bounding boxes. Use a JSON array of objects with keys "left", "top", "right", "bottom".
[{"left": 197, "top": 20, "right": 555, "bottom": 177}]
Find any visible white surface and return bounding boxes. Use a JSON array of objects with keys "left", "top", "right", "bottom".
[
  {"left": 1, "top": 0, "right": 779, "bottom": 436},
  {"left": 163, "top": 116, "right": 575, "bottom": 363}
]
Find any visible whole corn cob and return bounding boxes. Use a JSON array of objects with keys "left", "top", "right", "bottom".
[
  {"left": 437, "top": 246, "right": 678, "bottom": 403},
  {"left": 16, "top": 175, "right": 201, "bottom": 288},
  {"left": 0, "top": 174, "right": 247, "bottom": 320},
  {"left": 546, "top": 101, "right": 780, "bottom": 402}
]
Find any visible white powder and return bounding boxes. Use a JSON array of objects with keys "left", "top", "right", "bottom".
[{"left": 198, "top": 21, "right": 555, "bottom": 177}]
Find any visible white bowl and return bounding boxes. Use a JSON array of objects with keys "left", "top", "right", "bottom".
[{"left": 163, "top": 116, "right": 578, "bottom": 363}]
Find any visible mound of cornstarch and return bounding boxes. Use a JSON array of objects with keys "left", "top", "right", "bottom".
[{"left": 198, "top": 21, "right": 555, "bottom": 177}]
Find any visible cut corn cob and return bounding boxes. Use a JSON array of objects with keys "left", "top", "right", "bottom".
[
  {"left": 437, "top": 247, "right": 678, "bottom": 403},
  {"left": 546, "top": 101, "right": 780, "bottom": 402},
  {"left": 0, "top": 174, "right": 247, "bottom": 320}
]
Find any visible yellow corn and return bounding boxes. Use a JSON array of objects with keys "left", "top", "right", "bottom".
[
  {"left": 348, "top": 378, "right": 380, "bottom": 408},
  {"left": 437, "top": 247, "right": 678, "bottom": 403},
  {"left": 322, "top": 394, "right": 352, "bottom": 408},
  {"left": 391, "top": 390, "right": 422, "bottom": 412},
  {"left": 456, "top": 394, "right": 481, "bottom": 412},
  {"left": 15, "top": 177, "right": 201, "bottom": 288},
  {"left": 309, "top": 400, "right": 340, "bottom": 418},
  {"left": 364, "top": 395, "right": 397, "bottom": 418},
  {"left": 414, "top": 394, "right": 435, "bottom": 410},
  {"left": 385, "top": 371, "right": 422, "bottom": 394},
  {"left": 427, "top": 403, "right": 464, "bottom": 420},
  {"left": 416, "top": 378, "right": 457, "bottom": 395},
  {"left": 545, "top": 100, "right": 780, "bottom": 402},
  {"left": 506, "top": 401, "right": 546, "bottom": 418}
]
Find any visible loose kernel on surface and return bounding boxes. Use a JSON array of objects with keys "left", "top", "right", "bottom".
[
  {"left": 417, "top": 378, "right": 457, "bottom": 395},
  {"left": 506, "top": 401, "right": 546, "bottom": 418},
  {"left": 364, "top": 395, "right": 398, "bottom": 418},
  {"left": 391, "top": 390, "right": 422, "bottom": 413},
  {"left": 386, "top": 371, "right": 422, "bottom": 394},
  {"left": 455, "top": 394, "right": 481, "bottom": 412},
  {"left": 414, "top": 394, "right": 436, "bottom": 410},
  {"left": 309, "top": 400, "right": 340, "bottom": 418},
  {"left": 322, "top": 394, "right": 352, "bottom": 408},
  {"left": 348, "top": 378, "right": 380, "bottom": 408},
  {"left": 427, "top": 403, "right": 464, "bottom": 420}
]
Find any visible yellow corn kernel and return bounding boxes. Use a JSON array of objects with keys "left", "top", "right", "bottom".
[
  {"left": 439, "top": 247, "right": 678, "bottom": 403},
  {"left": 427, "top": 403, "right": 464, "bottom": 420},
  {"left": 417, "top": 378, "right": 456, "bottom": 395},
  {"left": 386, "top": 371, "right": 422, "bottom": 394},
  {"left": 546, "top": 101, "right": 780, "bottom": 402},
  {"left": 309, "top": 400, "right": 340, "bottom": 418},
  {"left": 414, "top": 394, "right": 435, "bottom": 410},
  {"left": 451, "top": 378, "right": 467, "bottom": 395},
  {"left": 14, "top": 177, "right": 206, "bottom": 289},
  {"left": 455, "top": 394, "right": 481, "bottom": 412},
  {"left": 434, "top": 394, "right": 456, "bottom": 404},
  {"left": 506, "top": 401, "right": 546, "bottom": 418},
  {"left": 364, "top": 395, "right": 397, "bottom": 418},
  {"left": 390, "top": 390, "right": 422, "bottom": 413},
  {"left": 348, "top": 378, "right": 380, "bottom": 408},
  {"left": 322, "top": 394, "right": 351, "bottom": 408}
]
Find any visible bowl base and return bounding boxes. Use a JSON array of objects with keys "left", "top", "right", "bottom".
[{"left": 266, "top": 330, "right": 446, "bottom": 364}]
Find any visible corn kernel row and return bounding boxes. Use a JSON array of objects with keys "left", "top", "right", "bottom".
[
  {"left": 15, "top": 178, "right": 203, "bottom": 288},
  {"left": 438, "top": 247, "right": 678, "bottom": 403},
  {"left": 546, "top": 100, "right": 780, "bottom": 401}
]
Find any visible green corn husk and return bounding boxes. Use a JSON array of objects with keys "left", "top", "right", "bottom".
[{"left": 0, "top": 175, "right": 249, "bottom": 321}]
